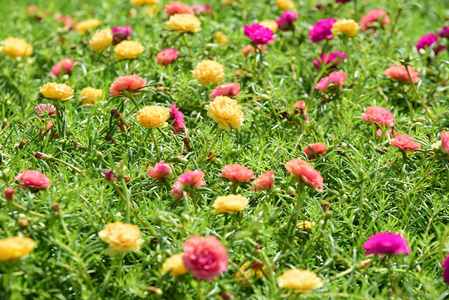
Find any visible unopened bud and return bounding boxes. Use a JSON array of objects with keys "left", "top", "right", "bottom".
[
  {"left": 147, "top": 286, "right": 162, "bottom": 296},
  {"left": 1, "top": 118, "right": 7, "bottom": 128},
  {"left": 51, "top": 203, "right": 61, "bottom": 212},
  {"left": 111, "top": 109, "right": 121, "bottom": 119},
  {"left": 19, "top": 139, "right": 28, "bottom": 148},
  {"left": 18, "top": 216, "right": 29, "bottom": 228},
  {"left": 103, "top": 171, "right": 118, "bottom": 182},
  {"left": 358, "top": 258, "right": 372, "bottom": 269},
  {"left": 4, "top": 188, "right": 14, "bottom": 202},
  {"left": 118, "top": 122, "right": 127, "bottom": 132},
  {"left": 321, "top": 202, "right": 330, "bottom": 212},
  {"left": 74, "top": 142, "right": 83, "bottom": 147},
  {"left": 222, "top": 292, "right": 234, "bottom": 299},
  {"left": 182, "top": 135, "right": 192, "bottom": 150},
  {"left": 34, "top": 152, "right": 49, "bottom": 160},
  {"left": 123, "top": 174, "right": 131, "bottom": 182},
  {"left": 254, "top": 244, "right": 264, "bottom": 250}
]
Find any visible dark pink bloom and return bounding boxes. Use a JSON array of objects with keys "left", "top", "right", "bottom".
[
  {"left": 361, "top": 106, "right": 395, "bottom": 128},
  {"left": 103, "top": 171, "right": 118, "bottom": 182},
  {"left": 390, "top": 134, "right": 421, "bottom": 151},
  {"left": 169, "top": 104, "right": 186, "bottom": 134},
  {"left": 275, "top": 11, "right": 298, "bottom": 30},
  {"left": 171, "top": 170, "right": 206, "bottom": 197},
  {"left": 442, "top": 254, "right": 449, "bottom": 285},
  {"left": 111, "top": 26, "right": 132, "bottom": 45},
  {"left": 51, "top": 58, "right": 74, "bottom": 77},
  {"left": 192, "top": 4, "right": 211, "bottom": 12},
  {"left": 251, "top": 170, "right": 275, "bottom": 191},
  {"left": 147, "top": 161, "right": 172, "bottom": 180},
  {"left": 242, "top": 44, "right": 266, "bottom": 56},
  {"left": 363, "top": 232, "right": 410, "bottom": 255},
  {"left": 244, "top": 23, "right": 276, "bottom": 45},
  {"left": 210, "top": 83, "right": 240, "bottom": 100},
  {"left": 315, "top": 71, "right": 347, "bottom": 91},
  {"left": 4, "top": 188, "right": 14, "bottom": 201},
  {"left": 313, "top": 51, "right": 347, "bottom": 70},
  {"left": 416, "top": 34, "right": 445, "bottom": 55},
  {"left": 308, "top": 19, "right": 336, "bottom": 43},
  {"left": 164, "top": 1, "right": 195, "bottom": 16},
  {"left": 221, "top": 164, "right": 254, "bottom": 182},
  {"left": 360, "top": 9, "right": 390, "bottom": 32},
  {"left": 109, "top": 74, "right": 147, "bottom": 96},
  {"left": 438, "top": 27, "right": 449, "bottom": 38},
  {"left": 336, "top": 0, "right": 350, "bottom": 3},
  {"left": 285, "top": 159, "right": 324, "bottom": 191},
  {"left": 15, "top": 170, "right": 51, "bottom": 189},
  {"left": 441, "top": 130, "right": 449, "bottom": 154},
  {"left": 35, "top": 104, "right": 56, "bottom": 118},
  {"left": 316, "top": 3, "right": 324, "bottom": 10},
  {"left": 182, "top": 235, "right": 228, "bottom": 281},
  {"left": 157, "top": 48, "right": 179, "bottom": 66},
  {"left": 385, "top": 65, "right": 421, "bottom": 83},
  {"left": 304, "top": 143, "right": 327, "bottom": 159}
]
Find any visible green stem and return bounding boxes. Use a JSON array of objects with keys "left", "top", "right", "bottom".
[
  {"left": 150, "top": 129, "right": 161, "bottom": 160},
  {"left": 199, "top": 128, "right": 221, "bottom": 162},
  {"left": 405, "top": 65, "right": 436, "bottom": 122},
  {"left": 51, "top": 157, "right": 85, "bottom": 175},
  {"left": 127, "top": 93, "right": 141, "bottom": 111}
]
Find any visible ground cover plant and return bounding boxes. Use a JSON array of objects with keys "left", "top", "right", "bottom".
[{"left": 1, "top": 0, "right": 449, "bottom": 299}]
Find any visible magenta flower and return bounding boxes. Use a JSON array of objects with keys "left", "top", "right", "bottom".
[
  {"left": 313, "top": 51, "right": 347, "bottom": 70},
  {"left": 171, "top": 170, "right": 206, "bottom": 197},
  {"left": 308, "top": 19, "right": 336, "bottom": 43},
  {"left": 111, "top": 26, "right": 132, "bottom": 45},
  {"left": 210, "top": 83, "right": 240, "bottom": 100},
  {"left": 169, "top": 104, "right": 186, "bottom": 134},
  {"left": 51, "top": 58, "right": 74, "bottom": 77},
  {"left": 336, "top": 0, "right": 350, "bottom": 3},
  {"left": 15, "top": 170, "right": 51, "bottom": 189},
  {"left": 363, "top": 232, "right": 410, "bottom": 255},
  {"left": 275, "top": 11, "right": 298, "bottom": 30},
  {"left": 35, "top": 104, "right": 56, "bottom": 118},
  {"left": 157, "top": 48, "right": 179, "bottom": 66},
  {"left": 438, "top": 27, "right": 449, "bottom": 38},
  {"left": 315, "top": 71, "right": 347, "bottom": 91},
  {"left": 147, "top": 161, "right": 172, "bottom": 180},
  {"left": 182, "top": 235, "right": 228, "bottom": 281},
  {"left": 361, "top": 106, "right": 395, "bottom": 128},
  {"left": 416, "top": 34, "right": 445, "bottom": 55},
  {"left": 192, "top": 4, "right": 211, "bottom": 12},
  {"left": 442, "top": 255, "right": 449, "bottom": 285},
  {"left": 243, "top": 23, "right": 276, "bottom": 45}
]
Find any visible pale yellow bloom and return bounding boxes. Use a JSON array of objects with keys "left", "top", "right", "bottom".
[
  {"left": 236, "top": 261, "right": 269, "bottom": 285},
  {"left": 98, "top": 222, "right": 143, "bottom": 256},
  {"left": 212, "top": 194, "right": 248, "bottom": 213},
  {"left": 332, "top": 19, "right": 359, "bottom": 37},
  {"left": 215, "top": 32, "right": 228, "bottom": 44},
  {"left": 114, "top": 40, "right": 145, "bottom": 60},
  {"left": 222, "top": 0, "right": 238, "bottom": 4},
  {"left": 162, "top": 253, "right": 188, "bottom": 276},
  {"left": 0, "top": 237, "right": 36, "bottom": 261},
  {"left": 2, "top": 38, "right": 33, "bottom": 58},
  {"left": 278, "top": 269, "right": 323, "bottom": 292},
  {"left": 89, "top": 29, "right": 113, "bottom": 51},
  {"left": 207, "top": 96, "right": 243, "bottom": 131},
  {"left": 40, "top": 82, "right": 74, "bottom": 100},
  {"left": 131, "top": 0, "right": 157, "bottom": 5},
  {"left": 276, "top": 0, "right": 295, "bottom": 11},
  {"left": 296, "top": 221, "right": 315, "bottom": 230},
  {"left": 80, "top": 87, "right": 103, "bottom": 104},
  {"left": 166, "top": 14, "right": 201, "bottom": 33},
  {"left": 143, "top": 4, "right": 158, "bottom": 15},
  {"left": 260, "top": 20, "right": 278, "bottom": 33},
  {"left": 193, "top": 60, "right": 225, "bottom": 86},
  {"left": 136, "top": 106, "right": 170, "bottom": 128},
  {"left": 76, "top": 19, "right": 101, "bottom": 34}
]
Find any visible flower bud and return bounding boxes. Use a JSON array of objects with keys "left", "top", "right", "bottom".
[
  {"left": 19, "top": 139, "right": 28, "bottom": 148},
  {"left": 35, "top": 152, "right": 49, "bottom": 160},
  {"left": 18, "top": 216, "right": 29, "bottom": 228},
  {"left": 321, "top": 201, "right": 330, "bottom": 212},
  {"left": 4, "top": 187, "right": 14, "bottom": 201},
  {"left": 51, "top": 203, "right": 61, "bottom": 212},
  {"left": 147, "top": 286, "right": 163, "bottom": 296}
]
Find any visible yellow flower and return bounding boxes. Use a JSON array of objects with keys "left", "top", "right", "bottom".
[
  {"left": 75, "top": 19, "right": 101, "bottom": 34},
  {"left": 276, "top": 0, "right": 295, "bottom": 11},
  {"left": 162, "top": 253, "right": 188, "bottom": 276},
  {"left": 2, "top": 38, "right": 33, "bottom": 58},
  {"left": 40, "top": 82, "right": 74, "bottom": 100},
  {"left": 80, "top": 87, "right": 103, "bottom": 104},
  {"left": 296, "top": 221, "right": 315, "bottom": 230},
  {"left": 215, "top": 32, "right": 228, "bottom": 44},
  {"left": 212, "top": 194, "right": 248, "bottom": 213},
  {"left": 98, "top": 222, "right": 143, "bottom": 256},
  {"left": 193, "top": 60, "right": 225, "bottom": 86},
  {"left": 143, "top": 4, "right": 158, "bottom": 15},
  {"left": 0, "top": 237, "right": 36, "bottom": 262},
  {"left": 89, "top": 29, "right": 113, "bottom": 51},
  {"left": 114, "top": 40, "right": 145, "bottom": 60},
  {"left": 331, "top": 19, "right": 359, "bottom": 37},
  {"left": 136, "top": 106, "right": 170, "bottom": 128},
  {"left": 222, "top": 0, "right": 238, "bottom": 4},
  {"left": 277, "top": 269, "right": 323, "bottom": 292},
  {"left": 236, "top": 261, "right": 269, "bottom": 285},
  {"left": 131, "top": 0, "right": 157, "bottom": 5},
  {"left": 165, "top": 14, "right": 201, "bottom": 33},
  {"left": 207, "top": 96, "right": 243, "bottom": 131},
  {"left": 260, "top": 20, "right": 278, "bottom": 33}
]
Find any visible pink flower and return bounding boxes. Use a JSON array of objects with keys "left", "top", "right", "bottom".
[
  {"left": 111, "top": 26, "right": 132, "bottom": 45},
  {"left": 304, "top": 143, "right": 327, "bottom": 159},
  {"left": 51, "top": 58, "right": 74, "bottom": 77},
  {"left": 314, "top": 71, "right": 347, "bottom": 91},
  {"left": 4, "top": 188, "right": 14, "bottom": 201},
  {"left": 147, "top": 161, "right": 172, "bottom": 180},
  {"left": 242, "top": 44, "right": 266, "bottom": 56},
  {"left": 15, "top": 170, "right": 51, "bottom": 189},
  {"left": 308, "top": 19, "right": 336, "bottom": 43},
  {"left": 164, "top": 2, "right": 195, "bottom": 16},
  {"left": 35, "top": 104, "right": 56, "bottom": 118},
  {"left": 390, "top": 134, "right": 421, "bottom": 151},
  {"left": 416, "top": 34, "right": 445, "bottom": 55},
  {"left": 210, "top": 83, "right": 240, "bottom": 100},
  {"left": 360, "top": 9, "right": 390, "bottom": 32},
  {"left": 442, "top": 254, "right": 449, "bottom": 285},
  {"left": 285, "top": 159, "right": 324, "bottom": 191},
  {"left": 251, "top": 170, "right": 275, "bottom": 191},
  {"left": 363, "top": 232, "right": 410, "bottom": 255},
  {"left": 243, "top": 23, "right": 276, "bottom": 45},
  {"left": 56, "top": 14, "right": 76, "bottom": 30},
  {"left": 313, "top": 51, "right": 347, "bottom": 70},
  {"left": 293, "top": 101, "right": 309, "bottom": 125},
  {"left": 441, "top": 130, "right": 449, "bottom": 154},
  {"left": 171, "top": 170, "right": 206, "bottom": 197},
  {"left": 157, "top": 48, "right": 179, "bottom": 66},
  {"left": 376, "top": 128, "right": 395, "bottom": 139},
  {"left": 182, "top": 235, "right": 228, "bottom": 281},
  {"left": 439, "top": 27, "right": 449, "bottom": 38},
  {"left": 103, "top": 171, "right": 118, "bottom": 182},
  {"left": 192, "top": 4, "right": 211, "bottom": 12},
  {"left": 109, "top": 74, "right": 147, "bottom": 96},
  {"left": 276, "top": 11, "right": 298, "bottom": 30},
  {"left": 384, "top": 65, "right": 421, "bottom": 83},
  {"left": 361, "top": 106, "right": 395, "bottom": 127},
  {"left": 221, "top": 164, "right": 254, "bottom": 182},
  {"left": 169, "top": 104, "right": 186, "bottom": 134}
]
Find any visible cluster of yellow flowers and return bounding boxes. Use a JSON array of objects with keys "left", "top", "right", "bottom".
[
  {"left": 114, "top": 40, "right": 145, "bottom": 60},
  {"left": 1, "top": 37, "right": 33, "bottom": 58},
  {"left": 136, "top": 106, "right": 170, "bottom": 128},
  {"left": 193, "top": 60, "right": 225, "bottom": 86},
  {"left": 89, "top": 29, "right": 113, "bottom": 51},
  {"left": 165, "top": 14, "right": 202, "bottom": 33}
]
